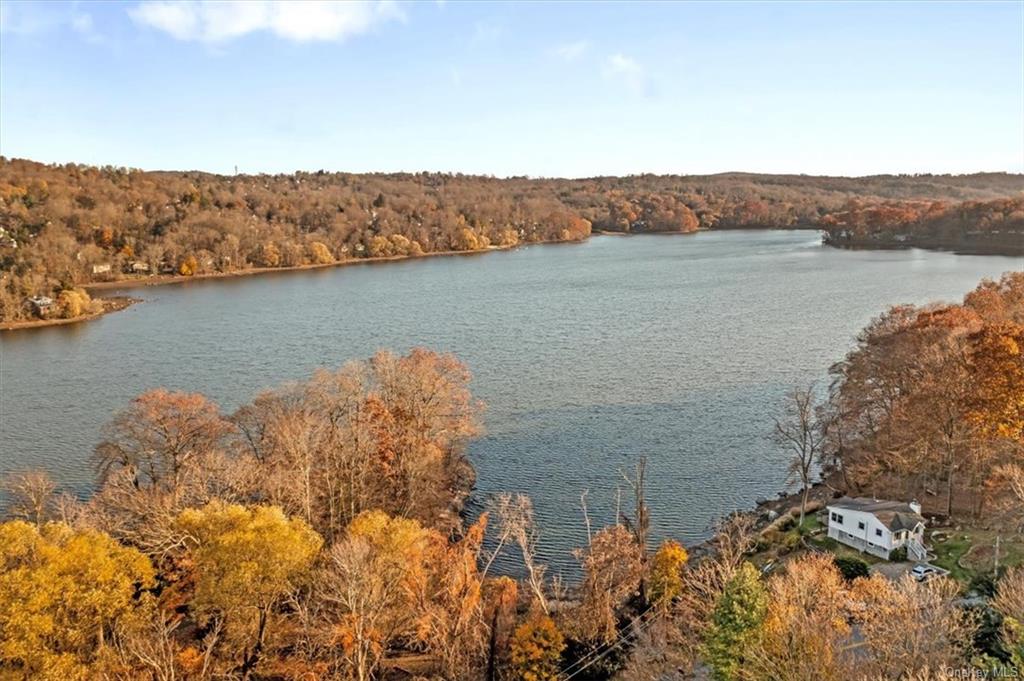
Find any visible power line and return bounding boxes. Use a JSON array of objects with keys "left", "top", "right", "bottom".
[{"left": 557, "top": 601, "right": 665, "bottom": 681}]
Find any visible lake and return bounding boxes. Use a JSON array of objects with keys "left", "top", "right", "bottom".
[{"left": 1, "top": 231, "right": 1020, "bottom": 573}]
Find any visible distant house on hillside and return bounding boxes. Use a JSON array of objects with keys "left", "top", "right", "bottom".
[
  {"left": 92, "top": 263, "right": 111, "bottom": 275},
  {"left": 27, "top": 295, "right": 54, "bottom": 315},
  {"left": 127, "top": 261, "right": 151, "bottom": 274},
  {"left": 826, "top": 497, "right": 927, "bottom": 561}
]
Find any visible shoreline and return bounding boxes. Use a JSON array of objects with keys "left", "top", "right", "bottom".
[
  {"left": 0, "top": 296, "right": 138, "bottom": 332},
  {"left": 0, "top": 239, "right": 574, "bottom": 332},
  {"left": 824, "top": 237, "right": 1024, "bottom": 258},
  {"left": 81, "top": 239, "right": 550, "bottom": 293},
  {"left": 3, "top": 228, "right": 1019, "bottom": 332}
]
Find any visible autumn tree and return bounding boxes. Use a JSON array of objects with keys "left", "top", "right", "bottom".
[
  {"left": 0, "top": 520, "right": 155, "bottom": 680},
  {"left": 1, "top": 469, "right": 57, "bottom": 527},
  {"left": 509, "top": 610, "right": 566, "bottom": 681},
  {"left": 966, "top": 321, "right": 1024, "bottom": 442},
  {"left": 829, "top": 304, "right": 983, "bottom": 516},
  {"left": 571, "top": 524, "right": 643, "bottom": 644},
  {"left": 744, "top": 554, "right": 853, "bottom": 681},
  {"left": 94, "top": 388, "right": 235, "bottom": 493},
  {"left": 422, "top": 514, "right": 489, "bottom": 679},
  {"left": 648, "top": 539, "right": 689, "bottom": 605},
  {"left": 483, "top": 576, "right": 518, "bottom": 681},
  {"left": 309, "top": 240, "right": 334, "bottom": 264},
  {"left": 679, "top": 514, "right": 758, "bottom": 632},
  {"left": 994, "top": 567, "right": 1024, "bottom": 668},
  {"left": 231, "top": 348, "right": 482, "bottom": 542},
  {"left": 178, "top": 254, "right": 198, "bottom": 276},
  {"left": 314, "top": 510, "right": 440, "bottom": 681},
  {"left": 851, "top": 574, "right": 975, "bottom": 676},
  {"left": 56, "top": 287, "right": 98, "bottom": 319},
  {"left": 174, "top": 502, "right": 322, "bottom": 678}
]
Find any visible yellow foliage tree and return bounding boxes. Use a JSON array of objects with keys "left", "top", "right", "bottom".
[
  {"left": 744, "top": 554, "right": 852, "bottom": 681},
  {"left": 454, "top": 227, "right": 481, "bottom": 251},
  {"left": 967, "top": 321, "right": 1024, "bottom": 440},
  {"left": 174, "top": 502, "right": 322, "bottom": 676},
  {"left": 649, "top": 539, "right": 689, "bottom": 604},
  {"left": 509, "top": 610, "right": 565, "bottom": 681},
  {"left": 178, "top": 254, "right": 198, "bottom": 276},
  {"left": 56, "top": 288, "right": 98, "bottom": 319},
  {"left": 308, "top": 241, "right": 334, "bottom": 264},
  {"left": 318, "top": 510, "right": 443, "bottom": 681},
  {"left": 367, "top": 234, "right": 393, "bottom": 258},
  {"left": 255, "top": 242, "right": 281, "bottom": 267},
  {"left": 0, "top": 520, "right": 155, "bottom": 681}
]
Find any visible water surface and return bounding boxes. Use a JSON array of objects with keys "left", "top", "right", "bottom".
[{"left": 1, "top": 231, "right": 1020, "bottom": 572}]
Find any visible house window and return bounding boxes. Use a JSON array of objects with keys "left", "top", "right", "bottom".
[
  {"left": 830, "top": 512, "right": 844, "bottom": 525},
  {"left": 875, "top": 528, "right": 883, "bottom": 537},
  {"left": 857, "top": 521, "right": 865, "bottom": 530}
]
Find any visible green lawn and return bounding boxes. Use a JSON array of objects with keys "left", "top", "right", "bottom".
[{"left": 929, "top": 528, "right": 1024, "bottom": 584}]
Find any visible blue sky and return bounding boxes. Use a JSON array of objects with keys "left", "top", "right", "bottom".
[{"left": 1, "top": 1, "right": 1021, "bottom": 177}]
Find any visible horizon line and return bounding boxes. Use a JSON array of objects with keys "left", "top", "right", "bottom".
[{"left": 4, "top": 156, "right": 1024, "bottom": 182}]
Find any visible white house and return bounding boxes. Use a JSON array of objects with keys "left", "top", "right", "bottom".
[{"left": 826, "top": 497, "right": 927, "bottom": 561}]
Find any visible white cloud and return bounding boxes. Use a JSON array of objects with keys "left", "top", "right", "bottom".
[
  {"left": 603, "top": 53, "right": 647, "bottom": 94},
  {"left": 553, "top": 40, "right": 589, "bottom": 61},
  {"left": 129, "top": 0, "right": 405, "bottom": 43}
]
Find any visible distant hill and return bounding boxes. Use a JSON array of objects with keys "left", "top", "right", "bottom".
[{"left": 2, "top": 157, "right": 1022, "bottom": 321}]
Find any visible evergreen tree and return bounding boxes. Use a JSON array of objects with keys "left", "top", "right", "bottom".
[{"left": 701, "top": 561, "right": 768, "bottom": 680}]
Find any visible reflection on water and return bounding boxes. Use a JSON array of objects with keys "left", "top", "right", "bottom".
[{"left": 1, "top": 231, "right": 1020, "bottom": 572}]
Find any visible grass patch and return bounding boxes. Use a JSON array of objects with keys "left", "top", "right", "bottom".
[
  {"left": 929, "top": 528, "right": 1024, "bottom": 584},
  {"left": 796, "top": 514, "right": 822, "bottom": 534}
]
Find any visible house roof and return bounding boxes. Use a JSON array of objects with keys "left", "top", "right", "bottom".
[
  {"left": 875, "top": 511, "right": 923, "bottom": 532},
  {"left": 827, "top": 497, "right": 924, "bottom": 531}
]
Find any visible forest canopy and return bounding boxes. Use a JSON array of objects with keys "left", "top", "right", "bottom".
[{"left": 1, "top": 157, "right": 1021, "bottom": 322}]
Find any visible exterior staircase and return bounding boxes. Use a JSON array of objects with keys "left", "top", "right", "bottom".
[{"left": 907, "top": 538, "right": 928, "bottom": 562}]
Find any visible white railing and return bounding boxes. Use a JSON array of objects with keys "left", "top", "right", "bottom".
[{"left": 907, "top": 539, "right": 927, "bottom": 561}]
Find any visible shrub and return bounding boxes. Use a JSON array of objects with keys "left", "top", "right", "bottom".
[
  {"left": 833, "top": 556, "right": 870, "bottom": 581},
  {"left": 971, "top": 572, "right": 999, "bottom": 598},
  {"left": 889, "top": 546, "right": 908, "bottom": 562}
]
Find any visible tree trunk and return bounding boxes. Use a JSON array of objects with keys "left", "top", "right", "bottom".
[
  {"left": 946, "top": 465, "right": 954, "bottom": 518},
  {"left": 239, "top": 609, "right": 268, "bottom": 679},
  {"left": 486, "top": 605, "right": 499, "bottom": 681}
]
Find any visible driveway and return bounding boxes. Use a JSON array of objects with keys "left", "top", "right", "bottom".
[
  {"left": 870, "top": 561, "right": 950, "bottom": 581},
  {"left": 870, "top": 561, "right": 914, "bottom": 580}
]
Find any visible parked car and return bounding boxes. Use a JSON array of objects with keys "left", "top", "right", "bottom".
[{"left": 911, "top": 564, "right": 939, "bottom": 582}]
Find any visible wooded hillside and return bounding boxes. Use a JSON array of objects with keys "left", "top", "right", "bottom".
[{"left": 2, "top": 157, "right": 1021, "bottom": 321}]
